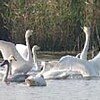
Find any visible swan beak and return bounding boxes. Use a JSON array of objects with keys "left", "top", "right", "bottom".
[
  {"left": 13, "top": 56, "right": 17, "bottom": 61},
  {"left": 31, "top": 30, "right": 33, "bottom": 33},
  {"left": 30, "top": 30, "right": 33, "bottom": 36}
]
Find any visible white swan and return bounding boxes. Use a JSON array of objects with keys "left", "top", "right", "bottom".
[
  {"left": 0, "top": 40, "right": 40, "bottom": 74},
  {"left": 0, "top": 55, "right": 16, "bottom": 82},
  {"left": 54, "top": 26, "right": 100, "bottom": 77},
  {"left": 32, "top": 45, "right": 40, "bottom": 70},
  {"left": 0, "top": 55, "right": 31, "bottom": 83},
  {"left": 16, "top": 30, "right": 43, "bottom": 71},
  {"left": 16, "top": 30, "right": 33, "bottom": 62},
  {"left": 25, "top": 61, "right": 47, "bottom": 86},
  {"left": 25, "top": 74, "right": 46, "bottom": 86},
  {"left": 60, "top": 26, "right": 90, "bottom": 61}
]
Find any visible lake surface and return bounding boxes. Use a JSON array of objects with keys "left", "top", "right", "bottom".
[
  {"left": 0, "top": 54, "right": 100, "bottom": 100},
  {"left": 0, "top": 79, "right": 100, "bottom": 100}
]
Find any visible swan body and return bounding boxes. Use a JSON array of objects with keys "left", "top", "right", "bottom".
[
  {"left": 36, "top": 62, "right": 83, "bottom": 80},
  {"left": 0, "top": 56, "right": 30, "bottom": 83},
  {"left": 58, "top": 55, "right": 98, "bottom": 77},
  {"left": 35, "top": 61, "right": 69, "bottom": 80},
  {"left": 0, "top": 40, "right": 39, "bottom": 74},
  {"left": 8, "top": 73, "right": 29, "bottom": 83},
  {"left": 0, "top": 55, "right": 16, "bottom": 81},
  {"left": 43, "top": 69, "right": 69, "bottom": 79},
  {"left": 41, "top": 56, "right": 99, "bottom": 80}
]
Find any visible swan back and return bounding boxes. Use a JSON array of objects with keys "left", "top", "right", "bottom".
[{"left": 10, "top": 73, "right": 28, "bottom": 82}]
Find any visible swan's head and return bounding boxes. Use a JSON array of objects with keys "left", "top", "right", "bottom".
[
  {"left": 25, "top": 74, "right": 46, "bottom": 86},
  {"left": 40, "top": 61, "right": 51, "bottom": 72},
  {"left": 83, "top": 26, "right": 91, "bottom": 35},
  {"left": 32, "top": 45, "right": 40, "bottom": 52},
  {"left": 8, "top": 55, "right": 17, "bottom": 62},
  {"left": 25, "top": 30, "right": 33, "bottom": 38},
  {"left": 41, "top": 61, "right": 46, "bottom": 68},
  {"left": 25, "top": 79, "right": 35, "bottom": 86},
  {"left": 25, "top": 76, "right": 36, "bottom": 86}
]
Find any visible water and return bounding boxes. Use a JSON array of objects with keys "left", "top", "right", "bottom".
[
  {"left": 0, "top": 54, "right": 100, "bottom": 100},
  {"left": 0, "top": 79, "right": 100, "bottom": 100}
]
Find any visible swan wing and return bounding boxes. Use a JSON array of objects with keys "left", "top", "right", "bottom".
[
  {"left": 58, "top": 56, "right": 98, "bottom": 76},
  {"left": 16, "top": 44, "right": 28, "bottom": 60}
]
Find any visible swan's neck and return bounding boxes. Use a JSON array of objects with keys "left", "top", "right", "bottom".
[
  {"left": 38, "top": 62, "right": 46, "bottom": 75},
  {"left": 2, "top": 61, "right": 10, "bottom": 82},
  {"left": 80, "top": 33, "right": 90, "bottom": 60},
  {"left": 25, "top": 37, "right": 33, "bottom": 63},
  {"left": 33, "top": 49, "right": 39, "bottom": 71}
]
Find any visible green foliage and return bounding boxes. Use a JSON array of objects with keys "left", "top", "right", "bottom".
[{"left": 0, "top": 0, "right": 100, "bottom": 51}]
